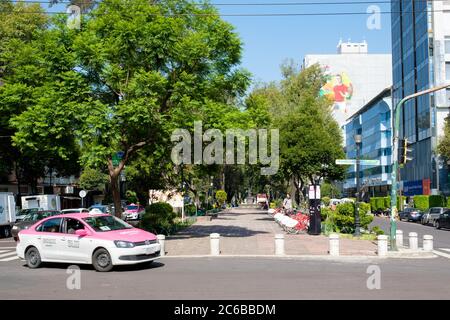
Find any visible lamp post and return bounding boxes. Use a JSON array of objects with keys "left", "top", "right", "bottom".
[
  {"left": 354, "top": 134, "right": 362, "bottom": 236},
  {"left": 390, "top": 84, "right": 450, "bottom": 251}
]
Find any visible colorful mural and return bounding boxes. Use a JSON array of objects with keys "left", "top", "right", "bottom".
[{"left": 320, "top": 68, "right": 354, "bottom": 115}]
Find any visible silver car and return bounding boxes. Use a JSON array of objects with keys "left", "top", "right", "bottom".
[{"left": 421, "top": 207, "right": 448, "bottom": 225}]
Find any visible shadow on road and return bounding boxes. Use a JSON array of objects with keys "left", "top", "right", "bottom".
[
  {"left": 20, "top": 261, "right": 165, "bottom": 272},
  {"left": 168, "top": 225, "right": 270, "bottom": 239}
]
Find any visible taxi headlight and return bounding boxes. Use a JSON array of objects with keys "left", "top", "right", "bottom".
[
  {"left": 114, "top": 240, "right": 135, "bottom": 248},
  {"left": 12, "top": 225, "right": 18, "bottom": 230}
]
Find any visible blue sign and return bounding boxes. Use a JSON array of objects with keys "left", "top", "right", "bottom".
[{"left": 403, "top": 180, "right": 423, "bottom": 196}]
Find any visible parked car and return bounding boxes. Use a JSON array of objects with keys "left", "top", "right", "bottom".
[
  {"left": 435, "top": 210, "right": 450, "bottom": 230},
  {"left": 122, "top": 204, "right": 145, "bottom": 221},
  {"left": 61, "top": 208, "right": 90, "bottom": 214},
  {"left": 15, "top": 208, "right": 42, "bottom": 222},
  {"left": 421, "top": 207, "right": 448, "bottom": 225},
  {"left": 399, "top": 207, "right": 423, "bottom": 222},
  {"left": 11, "top": 210, "right": 61, "bottom": 241},
  {"left": 88, "top": 205, "right": 111, "bottom": 214},
  {"left": 16, "top": 212, "right": 161, "bottom": 272}
]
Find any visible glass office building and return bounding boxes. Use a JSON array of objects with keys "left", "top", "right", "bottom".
[
  {"left": 344, "top": 88, "right": 393, "bottom": 197},
  {"left": 391, "top": 0, "right": 450, "bottom": 195}
]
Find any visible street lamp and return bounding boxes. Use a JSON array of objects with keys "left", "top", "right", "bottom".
[
  {"left": 390, "top": 84, "right": 450, "bottom": 251},
  {"left": 354, "top": 134, "right": 362, "bottom": 236}
]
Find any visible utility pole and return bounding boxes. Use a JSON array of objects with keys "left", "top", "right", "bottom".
[
  {"left": 390, "top": 84, "right": 450, "bottom": 251},
  {"left": 354, "top": 134, "right": 362, "bottom": 237}
]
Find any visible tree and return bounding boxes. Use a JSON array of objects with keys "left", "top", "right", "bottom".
[
  {"left": 246, "top": 64, "right": 346, "bottom": 205},
  {"left": 0, "top": 1, "right": 81, "bottom": 193},
  {"left": 438, "top": 115, "right": 450, "bottom": 160},
  {"left": 79, "top": 168, "right": 108, "bottom": 191},
  {"left": 8, "top": 0, "right": 250, "bottom": 216}
]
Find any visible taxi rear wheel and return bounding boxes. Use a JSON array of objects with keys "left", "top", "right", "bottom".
[
  {"left": 93, "top": 248, "right": 113, "bottom": 272},
  {"left": 26, "top": 247, "right": 42, "bottom": 269}
]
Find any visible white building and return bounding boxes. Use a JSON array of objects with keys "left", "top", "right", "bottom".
[{"left": 302, "top": 40, "right": 392, "bottom": 129}]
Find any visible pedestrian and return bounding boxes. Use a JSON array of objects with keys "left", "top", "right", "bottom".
[{"left": 283, "top": 194, "right": 292, "bottom": 215}]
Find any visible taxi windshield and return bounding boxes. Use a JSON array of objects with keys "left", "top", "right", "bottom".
[
  {"left": 82, "top": 215, "right": 133, "bottom": 232},
  {"left": 126, "top": 205, "right": 138, "bottom": 210}
]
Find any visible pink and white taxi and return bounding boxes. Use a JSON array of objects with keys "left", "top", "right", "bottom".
[{"left": 16, "top": 212, "right": 161, "bottom": 272}]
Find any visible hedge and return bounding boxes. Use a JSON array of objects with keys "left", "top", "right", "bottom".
[
  {"left": 413, "top": 195, "right": 446, "bottom": 211},
  {"left": 370, "top": 196, "right": 406, "bottom": 211}
]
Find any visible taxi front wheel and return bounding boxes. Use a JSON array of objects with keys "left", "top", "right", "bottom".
[
  {"left": 92, "top": 248, "right": 113, "bottom": 272},
  {"left": 26, "top": 247, "right": 42, "bottom": 269}
]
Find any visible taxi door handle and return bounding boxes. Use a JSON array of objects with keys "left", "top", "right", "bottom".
[{"left": 60, "top": 238, "right": 66, "bottom": 241}]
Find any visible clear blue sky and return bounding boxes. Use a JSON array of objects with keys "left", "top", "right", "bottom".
[{"left": 45, "top": 0, "right": 393, "bottom": 84}]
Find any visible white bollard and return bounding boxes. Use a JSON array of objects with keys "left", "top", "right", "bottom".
[
  {"left": 157, "top": 234, "right": 165, "bottom": 256},
  {"left": 423, "top": 235, "right": 434, "bottom": 252},
  {"left": 377, "top": 235, "right": 388, "bottom": 257},
  {"left": 329, "top": 233, "right": 340, "bottom": 256},
  {"left": 210, "top": 233, "right": 220, "bottom": 256},
  {"left": 396, "top": 230, "right": 403, "bottom": 248},
  {"left": 275, "top": 234, "right": 285, "bottom": 255},
  {"left": 409, "top": 232, "right": 418, "bottom": 250}
]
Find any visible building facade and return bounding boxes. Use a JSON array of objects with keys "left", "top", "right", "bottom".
[
  {"left": 303, "top": 41, "right": 392, "bottom": 130},
  {"left": 391, "top": 0, "right": 450, "bottom": 196},
  {"left": 344, "top": 88, "right": 393, "bottom": 198}
]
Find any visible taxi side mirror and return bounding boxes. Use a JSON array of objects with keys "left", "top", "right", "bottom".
[{"left": 75, "top": 229, "right": 88, "bottom": 237}]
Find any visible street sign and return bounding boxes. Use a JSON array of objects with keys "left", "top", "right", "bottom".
[
  {"left": 79, "top": 190, "right": 87, "bottom": 198},
  {"left": 335, "top": 159, "right": 381, "bottom": 166},
  {"left": 308, "top": 185, "right": 321, "bottom": 199}
]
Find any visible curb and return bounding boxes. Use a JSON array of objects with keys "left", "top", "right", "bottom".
[{"left": 159, "top": 253, "right": 437, "bottom": 260}]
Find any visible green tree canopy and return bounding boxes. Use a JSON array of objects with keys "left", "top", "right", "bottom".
[{"left": 6, "top": 0, "right": 250, "bottom": 215}]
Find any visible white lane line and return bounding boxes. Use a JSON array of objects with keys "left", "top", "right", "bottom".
[
  {"left": 0, "top": 250, "right": 8, "bottom": 254},
  {"left": 433, "top": 250, "right": 450, "bottom": 259},
  {"left": 438, "top": 248, "right": 450, "bottom": 253},
  {"left": 0, "top": 251, "right": 16, "bottom": 259},
  {"left": 0, "top": 256, "right": 18, "bottom": 262}
]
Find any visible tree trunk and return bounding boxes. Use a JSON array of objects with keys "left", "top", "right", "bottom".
[{"left": 110, "top": 172, "right": 122, "bottom": 217}]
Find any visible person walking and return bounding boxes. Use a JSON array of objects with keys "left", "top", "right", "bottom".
[{"left": 283, "top": 194, "right": 293, "bottom": 215}]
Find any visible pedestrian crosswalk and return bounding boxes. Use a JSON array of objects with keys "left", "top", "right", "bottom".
[{"left": 0, "top": 248, "right": 18, "bottom": 262}]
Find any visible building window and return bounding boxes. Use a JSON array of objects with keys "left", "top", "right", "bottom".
[
  {"left": 446, "top": 62, "right": 450, "bottom": 81},
  {"left": 445, "top": 37, "right": 450, "bottom": 54}
]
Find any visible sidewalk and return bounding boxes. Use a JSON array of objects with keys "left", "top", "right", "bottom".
[{"left": 165, "top": 208, "right": 377, "bottom": 256}]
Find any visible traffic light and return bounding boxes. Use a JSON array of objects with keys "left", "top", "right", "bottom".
[{"left": 399, "top": 138, "right": 413, "bottom": 164}]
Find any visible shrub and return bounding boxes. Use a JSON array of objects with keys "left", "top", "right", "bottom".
[
  {"left": 322, "top": 197, "right": 331, "bottom": 206},
  {"left": 125, "top": 190, "right": 138, "bottom": 204},
  {"left": 371, "top": 226, "right": 384, "bottom": 236},
  {"left": 185, "top": 204, "right": 197, "bottom": 216},
  {"left": 376, "top": 198, "right": 385, "bottom": 210},
  {"left": 413, "top": 195, "right": 429, "bottom": 211},
  {"left": 329, "top": 202, "right": 373, "bottom": 234},
  {"left": 215, "top": 190, "right": 227, "bottom": 205},
  {"left": 141, "top": 202, "right": 176, "bottom": 235},
  {"left": 370, "top": 198, "right": 377, "bottom": 211},
  {"left": 429, "top": 195, "right": 446, "bottom": 207}
]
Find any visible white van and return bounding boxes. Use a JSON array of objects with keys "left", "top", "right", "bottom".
[{"left": 0, "top": 192, "right": 16, "bottom": 238}]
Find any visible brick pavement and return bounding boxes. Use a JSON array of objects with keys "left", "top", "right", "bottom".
[{"left": 165, "top": 208, "right": 377, "bottom": 256}]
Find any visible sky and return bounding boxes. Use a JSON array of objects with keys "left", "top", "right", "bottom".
[{"left": 43, "top": 0, "right": 393, "bottom": 84}]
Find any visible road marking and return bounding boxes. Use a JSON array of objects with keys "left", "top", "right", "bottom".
[
  {"left": 438, "top": 248, "right": 450, "bottom": 253},
  {"left": 0, "top": 255, "right": 18, "bottom": 262},
  {"left": 433, "top": 250, "right": 450, "bottom": 259},
  {"left": 0, "top": 251, "right": 16, "bottom": 259}
]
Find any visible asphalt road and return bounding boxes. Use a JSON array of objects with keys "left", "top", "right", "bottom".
[
  {"left": 1, "top": 249, "right": 450, "bottom": 299},
  {"left": 370, "top": 216, "right": 450, "bottom": 251}
]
